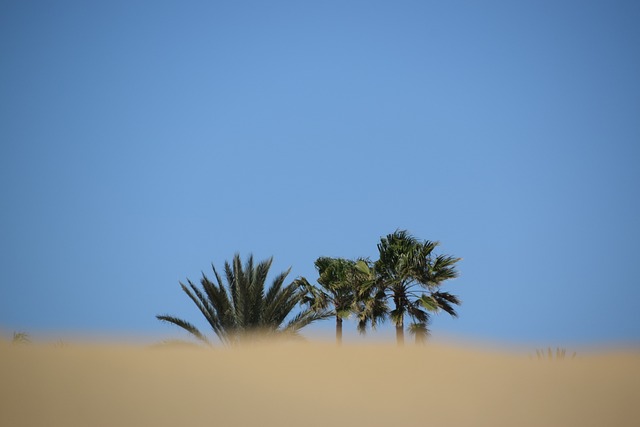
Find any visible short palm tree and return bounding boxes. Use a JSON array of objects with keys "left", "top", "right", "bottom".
[
  {"left": 157, "top": 254, "right": 326, "bottom": 345},
  {"left": 296, "top": 257, "right": 376, "bottom": 345},
  {"left": 375, "top": 230, "right": 461, "bottom": 345}
]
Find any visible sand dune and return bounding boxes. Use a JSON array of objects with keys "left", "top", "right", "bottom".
[{"left": 1, "top": 340, "right": 638, "bottom": 427}]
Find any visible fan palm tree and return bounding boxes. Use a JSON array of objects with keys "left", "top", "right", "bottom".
[
  {"left": 296, "top": 257, "right": 384, "bottom": 345},
  {"left": 375, "top": 230, "right": 461, "bottom": 345},
  {"left": 157, "top": 254, "right": 327, "bottom": 345},
  {"left": 351, "top": 261, "right": 388, "bottom": 337}
]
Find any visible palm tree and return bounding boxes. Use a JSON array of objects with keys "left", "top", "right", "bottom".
[
  {"left": 296, "top": 257, "right": 382, "bottom": 345},
  {"left": 157, "top": 254, "right": 327, "bottom": 345},
  {"left": 374, "top": 230, "right": 461, "bottom": 345},
  {"left": 351, "top": 261, "right": 388, "bottom": 337},
  {"left": 296, "top": 257, "right": 357, "bottom": 345}
]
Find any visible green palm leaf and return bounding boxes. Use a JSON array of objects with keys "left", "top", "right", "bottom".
[{"left": 156, "top": 315, "right": 211, "bottom": 345}]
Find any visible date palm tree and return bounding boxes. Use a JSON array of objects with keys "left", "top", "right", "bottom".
[
  {"left": 375, "top": 230, "right": 461, "bottom": 345},
  {"left": 157, "top": 254, "right": 327, "bottom": 345}
]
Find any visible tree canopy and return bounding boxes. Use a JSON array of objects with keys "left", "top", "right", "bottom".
[
  {"left": 157, "top": 254, "right": 328, "bottom": 345},
  {"left": 374, "top": 230, "right": 461, "bottom": 344}
]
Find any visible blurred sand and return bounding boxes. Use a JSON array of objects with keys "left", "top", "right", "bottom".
[{"left": 1, "top": 340, "right": 639, "bottom": 427}]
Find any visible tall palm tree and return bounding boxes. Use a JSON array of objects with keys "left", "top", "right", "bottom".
[
  {"left": 157, "top": 254, "right": 327, "bottom": 345},
  {"left": 374, "top": 230, "right": 461, "bottom": 345},
  {"left": 296, "top": 257, "right": 380, "bottom": 345}
]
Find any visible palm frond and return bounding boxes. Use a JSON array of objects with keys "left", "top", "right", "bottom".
[
  {"left": 408, "top": 322, "right": 430, "bottom": 344},
  {"left": 355, "top": 287, "right": 388, "bottom": 334},
  {"left": 182, "top": 280, "right": 220, "bottom": 334},
  {"left": 283, "top": 307, "right": 331, "bottom": 333},
  {"left": 199, "top": 276, "right": 233, "bottom": 342},
  {"left": 390, "top": 308, "right": 405, "bottom": 326},
  {"left": 407, "top": 303, "right": 429, "bottom": 324},
  {"left": 156, "top": 315, "right": 211, "bottom": 345},
  {"left": 296, "top": 277, "right": 331, "bottom": 312},
  {"left": 417, "top": 293, "right": 439, "bottom": 312},
  {"left": 426, "top": 254, "right": 460, "bottom": 286},
  {"left": 431, "top": 291, "right": 460, "bottom": 317},
  {"left": 264, "top": 281, "right": 301, "bottom": 326}
]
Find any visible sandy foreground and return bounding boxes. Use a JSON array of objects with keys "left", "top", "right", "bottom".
[{"left": 1, "top": 340, "right": 639, "bottom": 427}]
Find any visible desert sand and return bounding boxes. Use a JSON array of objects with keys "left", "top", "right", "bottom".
[{"left": 1, "top": 339, "right": 639, "bottom": 427}]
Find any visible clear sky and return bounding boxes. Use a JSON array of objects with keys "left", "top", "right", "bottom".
[{"left": 1, "top": 0, "right": 639, "bottom": 346}]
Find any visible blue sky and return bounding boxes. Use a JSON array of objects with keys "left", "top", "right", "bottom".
[{"left": 1, "top": 0, "right": 639, "bottom": 346}]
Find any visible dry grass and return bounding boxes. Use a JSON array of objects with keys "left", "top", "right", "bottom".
[
  {"left": 534, "top": 347, "right": 577, "bottom": 360},
  {"left": 1, "top": 339, "right": 639, "bottom": 427}
]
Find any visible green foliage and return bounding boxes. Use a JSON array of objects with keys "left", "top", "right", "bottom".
[
  {"left": 298, "top": 257, "right": 371, "bottom": 317},
  {"left": 295, "top": 230, "right": 463, "bottom": 345},
  {"left": 157, "top": 254, "right": 327, "bottom": 345},
  {"left": 296, "top": 257, "right": 379, "bottom": 343},
  {"left": 374, "top": 230, "right": 462, "bottom": 344},
  {"left": 408, "top": 322, "right": 429, "bottom": 344}
]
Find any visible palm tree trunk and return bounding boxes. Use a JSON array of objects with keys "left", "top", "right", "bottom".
[
  {"left": 336, "top": 316, "right": 343, "bottom": 346},
  {"left": 395, "top": 317, "right": 404, "bottom": 346}
]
